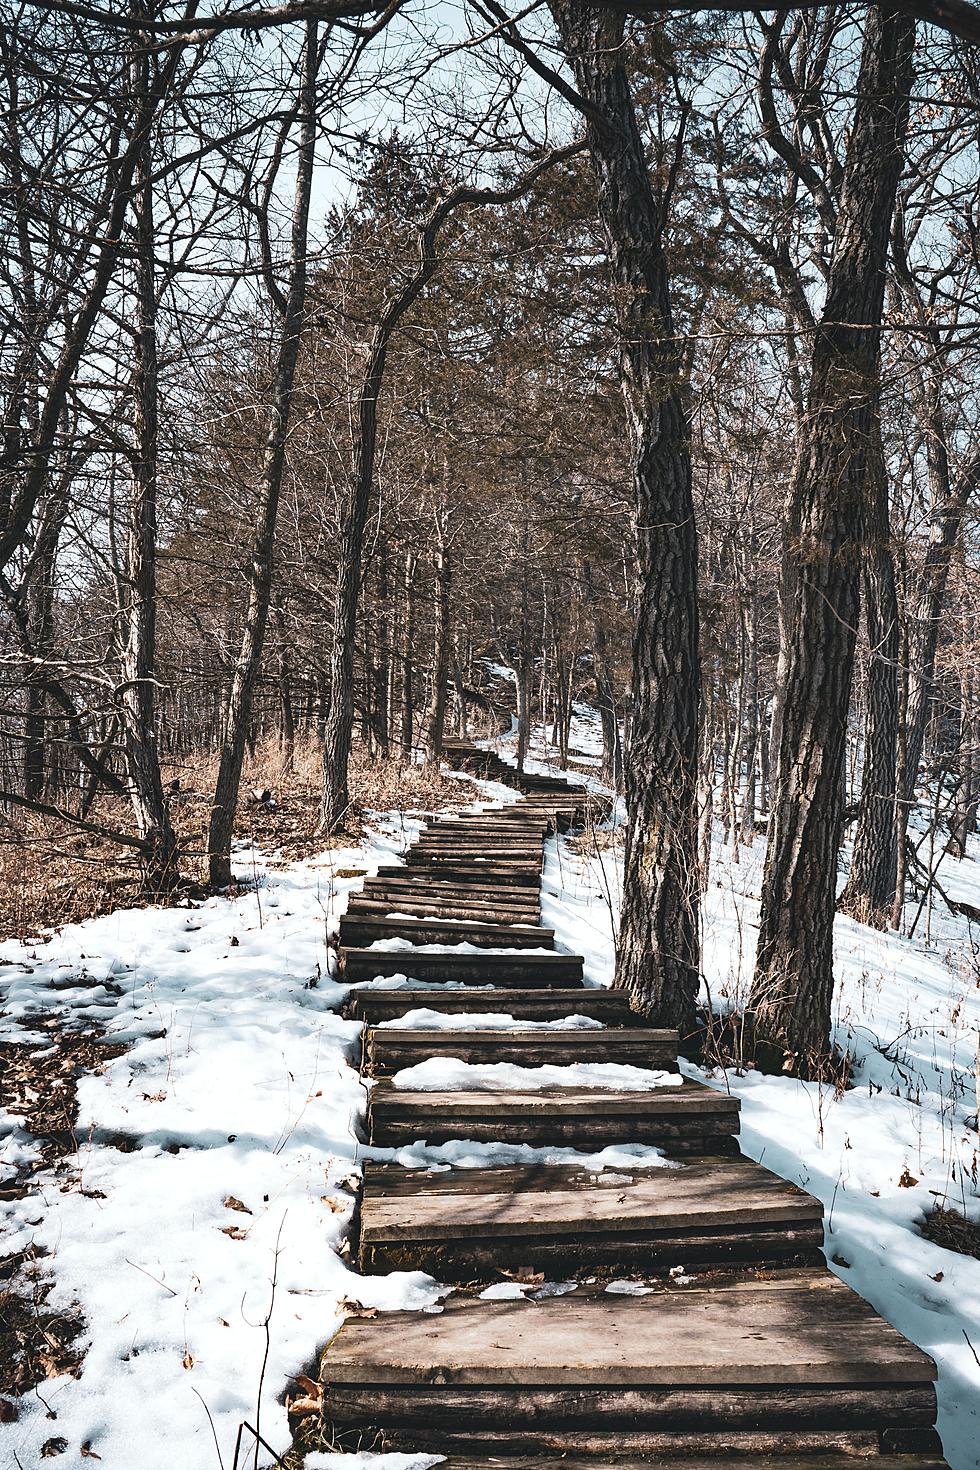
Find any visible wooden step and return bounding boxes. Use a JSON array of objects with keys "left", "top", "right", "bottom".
[
  {"left": 406, "top": 852, "right": 542, "bottom": 869},
  {"left": 339, "top": 949, "right": 585, "bottom": 986},
  {"left": 343, "top": 987, "right": 632, "bottom": 1025},
  {"left": 340, "top": 916, "right": 554, "bottom": 951},
  {"left": 321, "top": 1272, "right": 939, "bottom": 1455},
  {"left": 357, "top": 1155, "right": 823, "bottom": 1276},
  {"left": 355, "top": 878, "right": 539, "bottom": 903},
  {"left": 437, "top": 1459, "right": 948, "bottom": 1470},
  {"left": 347, "top": 897, "right": 541, "bottom": 924},
  {"left": 419, "top": 827, "right": 545, "bottom": 841},
  {"left": 374, "top": 864, "right": 540, "bottom": 888},
  {"left": 367, "top": 1076, "right": 739, "bottom": 1151},
  {"left": 364, "top": 1026, "right": 676, "bottom": 1076}
]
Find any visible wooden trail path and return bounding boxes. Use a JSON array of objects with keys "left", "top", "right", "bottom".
[{"left": 324, "top": 741, "right": 948, "bottom": 1470}]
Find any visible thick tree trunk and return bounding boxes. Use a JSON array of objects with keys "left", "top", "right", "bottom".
[
  {"left": 838, "top": 417, "right": 899, "bottom": 924},
  {"left": 750, "top": 5, "right": 915, "bottom": 1070},
  {"left": 118, "top": 29, "right": 178, "bottom": 891},
  {"left": 550, "top": 1, "right": 701, "bottom": 1033},
  {"left": 208, "top": 21, "right": 318, "bottom": 886}
]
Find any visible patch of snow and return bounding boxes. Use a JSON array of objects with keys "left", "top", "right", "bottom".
[
  {"left": 605, "top": 1279, "right": 654, "bottom": 1295},
  {"left": 390, "top": 1058, "right": 682, "bottom": 1091},
  {"left": 376, "top": 1009, "right": 604, "bottom": 1031},
  {"left": 0, "top": 816, "right": 453, "bottom": 1469}
]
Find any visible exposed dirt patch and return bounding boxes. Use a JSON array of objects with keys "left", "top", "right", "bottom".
[
  {"left": 0, "top": 1246, "right": 86, "bottom": 1416},
  {"left": 0, "top": 1016, "right": 132, "bottom": 1418}
]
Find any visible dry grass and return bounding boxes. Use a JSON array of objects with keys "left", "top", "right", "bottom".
[
  {"left": 921, "top": 1203, "right": 980, "bottom": 1261},
  {"left": 0, "top": 736, "right": 473, "bottom": 944}
]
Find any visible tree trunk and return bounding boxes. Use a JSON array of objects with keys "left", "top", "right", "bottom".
[
  {"left": 208, "top": 21, "right": 318, "bottom": 886},
  {"left": 948, "top": 664, "right": 978, "bottom": 858},
  {"left": 118, "top": 24, "right": 178, "bottom": 891},
  {"left": 750, "top": 5, "right": 915, "bottom": 1070},
  {"left": 581, "top": 560, "right": 622, "bottom": 789},
  {"left": 838, "top": 416, "right": 899, "bottom": 924},
  {"left": 550, "top": 1, "right": 701, "bottom": 1034},
  {"left": 400, "top": 550, "right": 417, "bottom": 759},
  {"left": 423, "top": 511, "right": 452, "bottom": 764}
]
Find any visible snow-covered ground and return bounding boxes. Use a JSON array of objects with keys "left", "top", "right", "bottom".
[
  {"left": 0, "top": 815, "right": 453, "bottom": 1468},
  {"left": 528, "top": 705, "right": 980, "bottom": 1470},
  {"left": 3, "top": 697, "right": 980, "bottom": 1469}
]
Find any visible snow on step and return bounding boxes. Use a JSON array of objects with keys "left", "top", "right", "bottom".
[
  {"left": 373, "top": 862, "right": 541, "bottom": 888},
  {"left": 338, "top": 914, "right": 555, "bottom": 951},
  {"left": 339, "top": 948, "right": 584, "bottom": 986},
  {"left": 367, "top": 1075, "right": 740, "bottom": 1151},
  {"left": 357, "top": 1156, "right": 825, "bottom": 1278},
  {"left": 344, "top": 986, "right": 637, "bottom": 1025},
  {"left": 364, "top": 1025, "right": 678, "bottom": 1076}
]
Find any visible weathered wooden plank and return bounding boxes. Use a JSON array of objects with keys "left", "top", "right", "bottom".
[
  {"left": 367, "top": 1079, "right": 740, "bottom": 1148},
  {"left": 365, "top": 1028, "right": 678, "bottom": 1076},
  {"left": 339, "top": 916, "right": 555, "bottom": 951},
  {"left": 373, "top": 864, "right": 541, "bottom": 888},
  {"left": 321, "top": 1274, "right": 937, "bottom": 1386},
  {"left": 324, "top": 1382, "right": 936, "bottom": 1427},
  {"left": 359, "top": 1222, "right": 826, "bottom": 1277},
  {"left": 347, "top": 898, "right": 542, "bottom": 924},
  {"left": 372, "top": 1079, "right": 737, "bottom": 1119},
  {"left": 340, "top": 950, "right": 584, "bottom": 986},
  {"left": 359, "top": 1156, "right": 820, "bottom": 1239},
  {"left": 364, "top": 871, "right": 540, "bottom": 893},
  {"left": 332, "top": 1428, "right": 928, "bottom": 1458},
  {"left": 359, "top": 1224, "right": 826, "bottom": 1277},
  {"left": 343, "top": 987, "right": 629, "bottom": 1025},
  {"left": 437, "top": 1457, "right": 948, "bottom": 1470}
]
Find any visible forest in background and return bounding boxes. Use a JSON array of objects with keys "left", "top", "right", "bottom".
[{"left": 2, "top": 0, "right": 980, "bottom": 1075}]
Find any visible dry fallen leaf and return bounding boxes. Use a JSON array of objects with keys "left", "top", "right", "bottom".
[
  {"left": 182, "top": 1352, "right": 194, "bottom": 1370},
  {"left": 321, "top": 1195, "right": 345, "bottom": 1213},
  {"left": 286, "top": 1371, "right": 324, "bottom": 1417},
  {"left": 930, "top": 1271, "right": 945, "bottom": 1282},
  {"left": 220, "top": 1225, "right": 248, "bottom": 1240},
  {"left": 80, "top": 1444, "right": 103, "bottom": 1460},
  {"left": 223, "top": 1195, "right": 252, "bottom": 1215},
  {"left": 217, "top": 1317, "right": 230, "bottom": 1327},
  {"left": 898, "top": 1166, "right": 919, "bottom": 1188},
  {"left": 339, "top": 1298, "right": 378, "bottom": 1318}
]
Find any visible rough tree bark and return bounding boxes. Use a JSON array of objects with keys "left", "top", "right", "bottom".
[
  {"left": 549, "top": 0, "right": 701, "bottom": 1033},
  {"left": 207, "top": 20, "right": 318, "bottom": 887},
  {"left": 838, "top": 415, "right": 900, "bottom": 924},
  {"left": 749, "top": 5, "right": 915, "bottom": 1069}
]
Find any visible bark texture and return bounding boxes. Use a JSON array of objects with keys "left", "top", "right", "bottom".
[
  {"left": 750, "top": 5, "right": 915, "bottom": 1066},
  {"left": 550, "top": 1, "right": 701, "bottom": 1032},
  {"left": 839, "top": 415, "right": 899, "bottom": 924}
]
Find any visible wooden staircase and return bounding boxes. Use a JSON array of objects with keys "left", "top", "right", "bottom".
[{"left": 323, "top": 743, "right": 947, "bottom": 1469}]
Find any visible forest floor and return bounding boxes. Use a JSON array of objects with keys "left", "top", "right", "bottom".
[
  {"left": 0, "top": 742, "right": 472, "bottom": 944},
  {"left": 1, "top": 709, "right": 979, "bottom": 1469}
]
